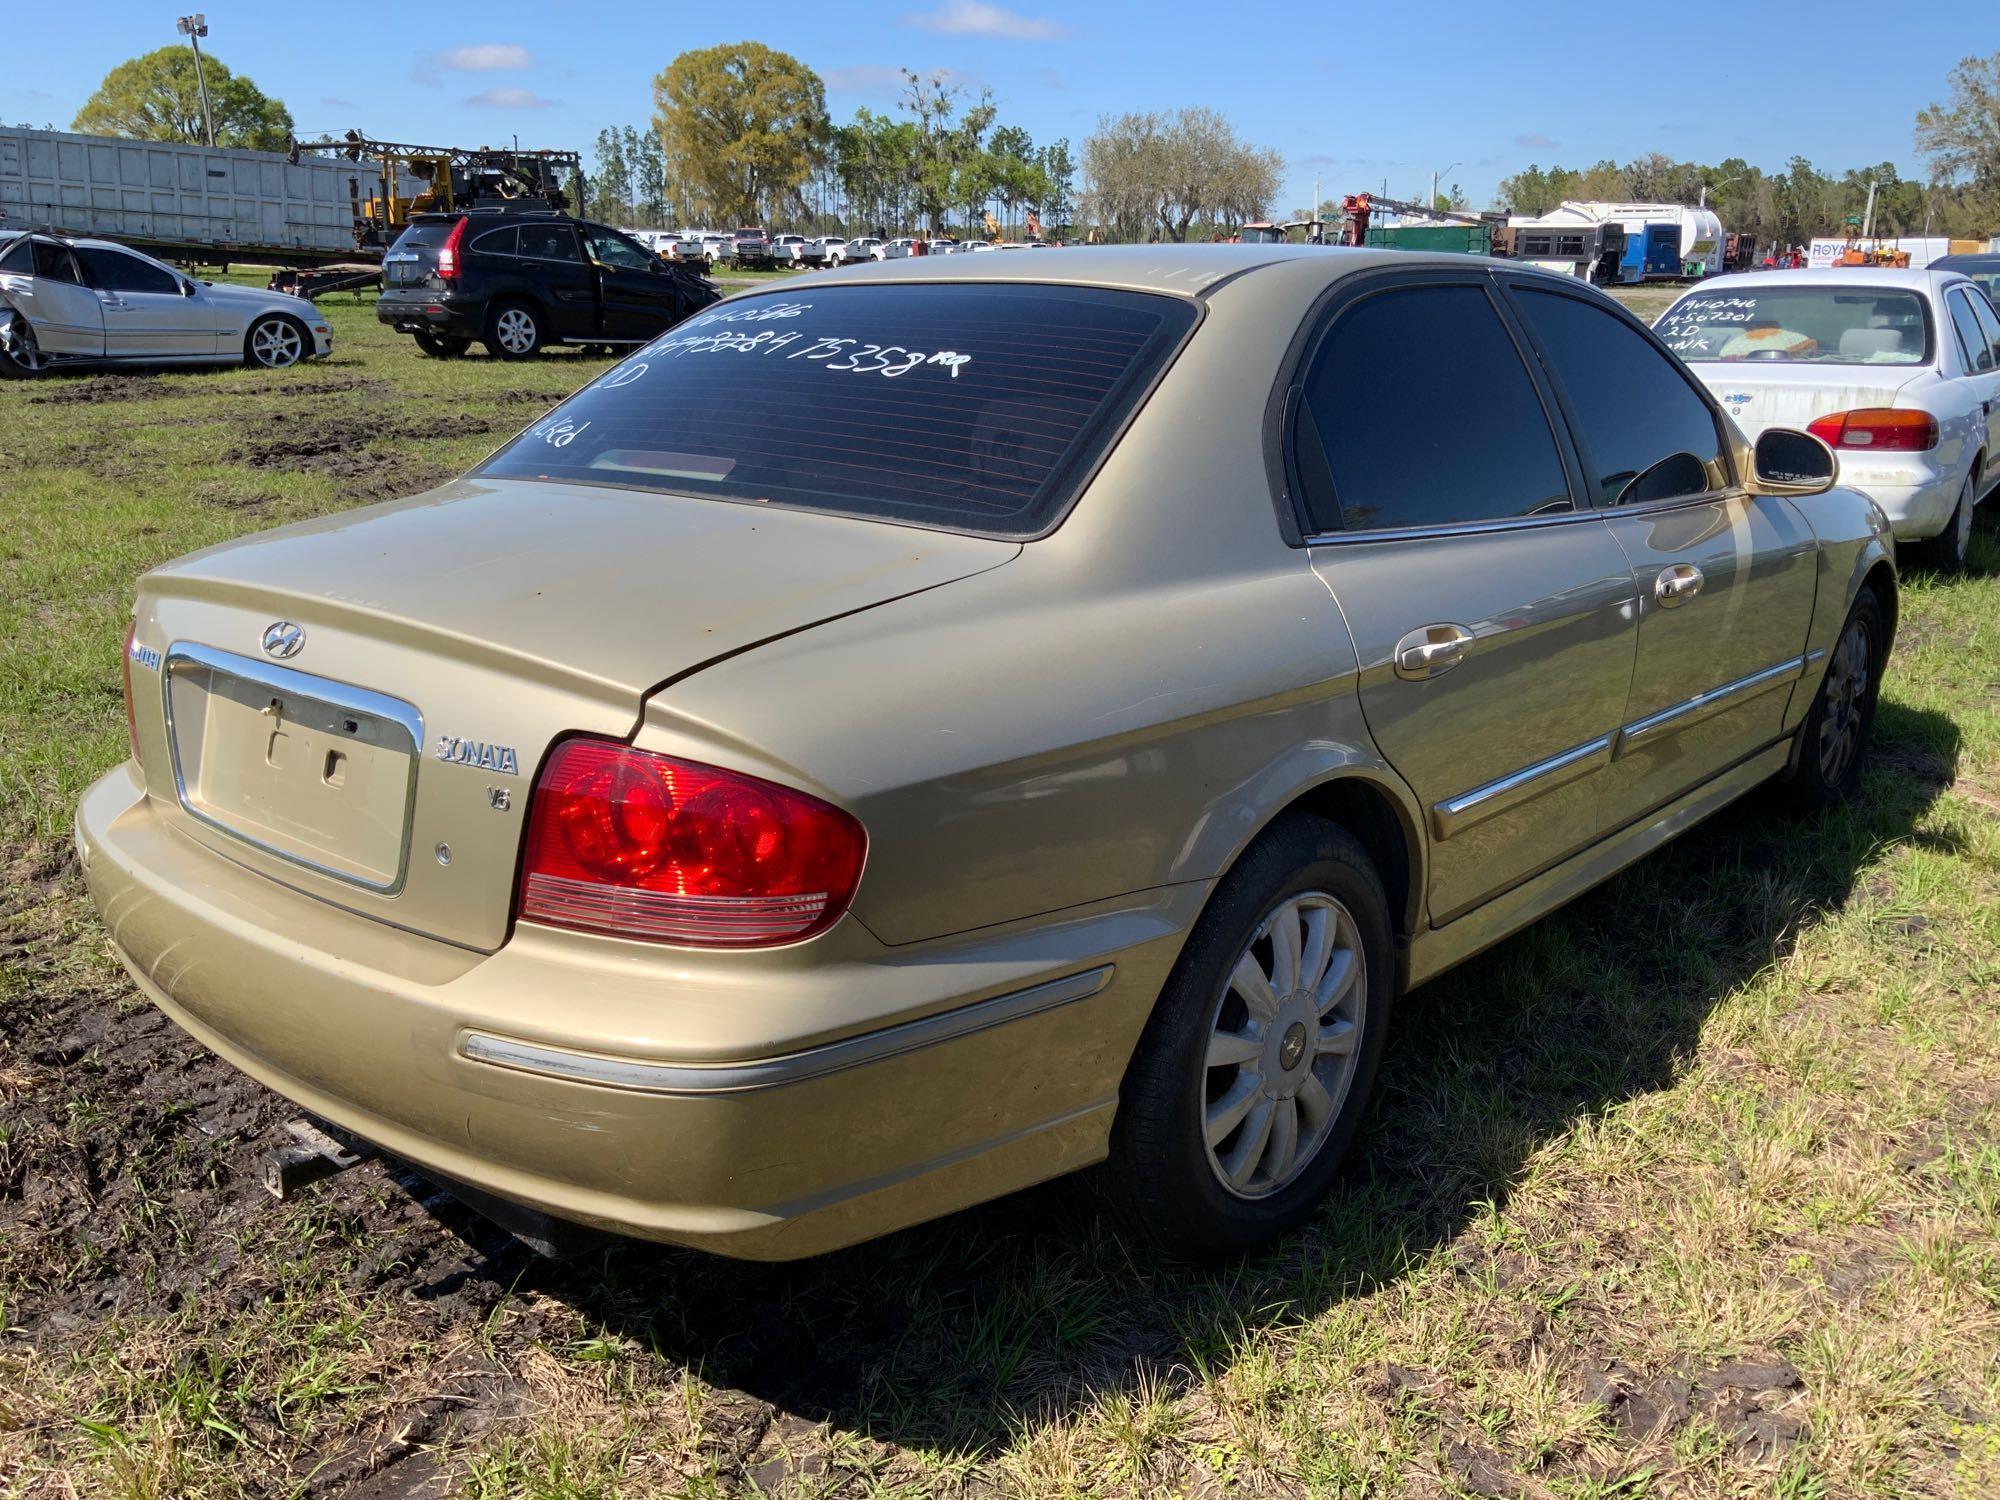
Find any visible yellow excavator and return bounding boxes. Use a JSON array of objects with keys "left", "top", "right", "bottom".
[{"left": 289, "top": 131, "right": 583, "bottom": 250}]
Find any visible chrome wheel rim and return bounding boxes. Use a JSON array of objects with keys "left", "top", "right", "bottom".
[
  {"left": 496, "top": 308, "right": 536, "bottom": 353},
  {"left": 1, "top": 312, "right": 52, "bottom": 371},
  {"left": 1817, "top": 614, "right": 1871, "bottom": 786},
  {"left": 1201, "top": 891, "right": 1366, "bottom": 1200},
  {"left": 250, "top": 318, "right": 302, "bottom": 367}
]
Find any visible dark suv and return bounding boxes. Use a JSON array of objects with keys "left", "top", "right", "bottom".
[{"left": 376, "top": 206, "right": 718, "bottom": 359}]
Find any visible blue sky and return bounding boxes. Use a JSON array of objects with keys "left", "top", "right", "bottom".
[{"left": 6, "top": 1, "right": 1987, "bottom": 212}]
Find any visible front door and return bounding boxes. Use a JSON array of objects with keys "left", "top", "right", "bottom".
[
  {"left": 583, "top": 225, "right": 681, "bottom": 341},
  {"left": 1503, "top": 278, "right": 1819, "bottom": 823},
  {"left": 1293, "top": 274, "right": 1640, "bottom": 923},
  {"left": 76, "top": 245, "right": 219, "bottom": 359},
  {"left": 2, "top": 238, "right": 104, "bottom": 356}
]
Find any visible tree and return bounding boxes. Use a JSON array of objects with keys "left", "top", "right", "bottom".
[
  {"left": 589, "top": 127, "right": 633, "bottom": 224},
  {"left": 653, "top": 42, "right": 826, "bottom": 225},
  {"left": 627, "top": 126, "right": 668, "bottom": 227},
  {"left": 1916, "top": 51, "right": 2000, "bottom": 229},
  {"left": 1081, "top": 108, "right": 1281, "bottom": 242},
  {"left": 73, "top": 46, "right": 292, "bottom": 152},
  {"left": 1039, "top": 138, "right": 1076, "bottom": 230}
]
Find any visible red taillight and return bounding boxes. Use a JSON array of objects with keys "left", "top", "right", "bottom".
[
  {"left": 121, "top": 622, "right": 141, "bottom": 767},
  {"left": 517, "top": 738, "right": 866, "bottom": 947},
  {"left": 1806, "top": 408, "right": 1937, "bottom": 452},
  {"left": 435, "top": 218, "right": 467, "bottom": 280}
]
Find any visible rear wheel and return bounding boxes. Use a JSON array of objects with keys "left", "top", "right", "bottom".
[
  {"left": 485, "top": 302, "right": 544, "bottom": 360},
  {"left": 1918, "top": 475, "right": 1975, "bottom": 573},
  {"left": 1103, "top": 816, "right": 1394, "bottom": 1262},
  {"left": 245, "top": 314, "right": 307, "bottom": 370},
  {"left": 0, "top": 309, "right": 51, "bottom": 377},
  {"left": 1784, "top": 586, "right": 1884, "bottom": 809},
  {"left": 412, "top": 332, "right": 469, "bottom": 359}
]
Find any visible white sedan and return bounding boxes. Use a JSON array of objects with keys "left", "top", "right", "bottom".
[
  {"left": 0, "top": 230, "right": 332, "bottom": 378},
  {"left": 1657, "top": 268, "right": 2000, "bottom": 568}
]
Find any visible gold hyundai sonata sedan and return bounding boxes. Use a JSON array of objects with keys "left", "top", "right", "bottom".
[{"left": 79, "top": 247, "right": 1895, "bottom": 1261}]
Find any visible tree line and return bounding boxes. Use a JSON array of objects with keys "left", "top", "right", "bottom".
[
  {"left": 1498, "top": 54, "right": 1999, "bottom": 245},
  {"left": 48, "top": 42, "right": 2000, "bottom": 246}
]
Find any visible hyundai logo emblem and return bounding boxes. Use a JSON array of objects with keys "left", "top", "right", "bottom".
[{"left": 261, "top": 620, "right": 305, "bottom": 659}]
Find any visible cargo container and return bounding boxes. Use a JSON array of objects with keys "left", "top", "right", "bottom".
[
  {"left": 0, "top": 126, "right": 422, "bottom": 264},
  {"left": 1362, "top": 222, "right": 1493, "bottom": 255}
]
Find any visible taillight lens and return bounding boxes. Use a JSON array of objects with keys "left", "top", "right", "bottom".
[
  {"left": 121, "top": 622, "right": 141, "bottom": 767},
  {"left": 517, "top": 738, "right": 866, "bottom": 947},
  {"left": 435, "top": 218, "right": 467, "bottom": 280},
  {"left": 1806, "top": 408, "right": 1937, "bottom": 451}
]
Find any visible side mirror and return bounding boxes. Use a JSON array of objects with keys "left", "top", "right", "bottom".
[
  {"left": 1751, "top": 427, "right": 1837, "bottom": 495},
  {"left": 181, "top": 278, "right": 198, "bottom": 297}
]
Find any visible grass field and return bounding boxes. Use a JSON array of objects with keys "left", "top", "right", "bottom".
[{"left": 1, "top": 277, "right": 1997, "bottom": 1499}]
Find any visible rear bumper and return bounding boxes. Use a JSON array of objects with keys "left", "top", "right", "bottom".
[
  {"left": 1827, "top": 452, "right": 1963, "bottom": 540},
  {"left": 76, "top": 765, "right": 1195, "bottom": 1258},
  {"left": 375, "top": 293, "right": 483, "bottom": 340}
]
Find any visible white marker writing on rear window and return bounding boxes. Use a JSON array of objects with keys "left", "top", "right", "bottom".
[{"left": 618, "top": 327, "right": 972, "bottom": 379}]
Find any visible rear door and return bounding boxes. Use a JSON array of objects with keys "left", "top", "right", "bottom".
[
  {"left": 1297, "top": 270, "right": 1639, "bottom": 924},
  {"left": 1505, "top": 277, "right": 1818, "bottom": 824},
  {"left": 583, "top": 224, "right": 681, "bottom": 340},
  {"left": 3, "top": 237, "right": 104, "bottom": 355},
  {"left": 513, "top": 221, "right": 598, "bottom": 339},
  {"left": 1945, "top": 284, "right": 2000, "bottom": 471},
  {"left": 75, "top": 245, "right": 217, "bottom": 358}
]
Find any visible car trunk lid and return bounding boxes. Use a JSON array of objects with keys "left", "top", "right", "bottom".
[
  {"left": 1685, "top": 363, "right": 1932, "bottom": 440},
  {"left": 381, "top": 221, "right": 454, "bottom": 289},
  {"left": 133, "top": 476, "right": 1018, "bottom": 950}
]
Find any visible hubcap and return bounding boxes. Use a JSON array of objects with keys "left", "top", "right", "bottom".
[
  {"left": 497, "top": 309, "right": 535, "bottom": 352},
  {"left": 1817, "top": 614, "right": 1871, "bottom": 786},
  {"left": 1200, "top": 891, "right": 1366, "bottom": 1200},
  {"left": 251, "top": 319, "right": 302, "bottom": 367}
]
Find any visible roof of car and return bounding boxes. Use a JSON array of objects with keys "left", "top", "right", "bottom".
[
  {"left": 1930, "top": 252, "right": 2000, "bottom": 268},
  {"left": 806, "top": 242, "right": 1483, "bottom": 296}
]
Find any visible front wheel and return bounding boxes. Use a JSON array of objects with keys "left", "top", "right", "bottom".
[
  {"left": 245, "top": 314, "right": 307, "bottom": 370},
  {"left": 1784, "top": 586, "right": 1884, "bottom": 810},
  {"left": 1103, "top": 816, "right": 1394, "bottom": 1262},
  {"left": 0, "top": 309, "right": 51, "bottom": 377},
  {"left": 412, "top": 332, "right": 469, "bottom": 359}
]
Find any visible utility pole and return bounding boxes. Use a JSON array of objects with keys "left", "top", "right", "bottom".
[
  {"left": 177, "top": 14, "right": 215, "bottom": 147},
  {"left": 1862, "top": 177, "right": 1878, "bottom": 239},
  {"left": 1429, "top": 161, "right": 1459, "bottom": 217}
]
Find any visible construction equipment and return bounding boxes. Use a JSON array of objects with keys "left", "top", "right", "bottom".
[
  {"left": 1832, "top": 227, "right": 1910, "bottom": 269},
  {"left": 289, "top": 132, "right": 583, "bottom": 251},
  {"left": 1335, "top": 193, "right": 1500, "bottom": 246}
]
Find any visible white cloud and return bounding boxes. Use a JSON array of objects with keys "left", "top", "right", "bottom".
[
  {"left": 824, "top": 65, "right": 907, "bottom": 93},
  {"left": 439, "top": 43, "right": 533, "bottom": 71},
  {"left": 465, "top": 87, "right": 559, "bottom": 109},
  {"left": 902, "top": 0, "right": 1068, "bottom": 40}
]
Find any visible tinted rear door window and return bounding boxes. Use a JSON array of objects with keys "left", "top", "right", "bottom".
[
  {"left": 478, "top": 283, "right": 1197, "bottom": 537},
  {"left": 1513, "top": 287, "right": 1725, "bottom": 505},
  {"left": 1293, "top": 283, "right": 1571, "bottom": 532},
  {"left": 1947, "top": 289, "right": 1994, "bottom": 374},
  {"left": 519, "top": 224, "right": 581, "bottom": 261}
]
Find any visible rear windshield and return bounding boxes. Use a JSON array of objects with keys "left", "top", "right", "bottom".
[
  {"left": 387, "top": 221, "right": 455, "bottom": 251},
  {"left": 477, "top": 282, "right": 1198, "bottom": 537},
  {"left": 1655, "top": 286, "right": 1932, "bottom": 366}
]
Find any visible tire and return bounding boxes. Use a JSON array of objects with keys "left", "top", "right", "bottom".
[
  {"left": 1916, "top": 475, "right": 1975, "bottom": 573},
  {"left": 1784, "top": 586, "right": 1884, "bottom": 810},
  {"left": 484, "top": 302, "right": 544, "bottom": 360},
  {"left": 413, "top": 332, "right": 470, "bottom": 359},
  {"left": 1103, "top": 815, "right": 1395, "bottom": 1262},
  {"left": 0, "top": 308, "right": 51, "bottom": 377},
  {"left": 244, "top": 313, "right": 308, "bottom": 370}
]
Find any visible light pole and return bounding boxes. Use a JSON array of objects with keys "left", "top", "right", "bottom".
[
  {"left": 1429, "top": 161, "right": 1459, "bottom": 214},
  {"left": 1698, "top": 173, "right": 1742, "bottom": 209},
  {"left": 177, "top": 14, "right": 215, "bottom": 148}
]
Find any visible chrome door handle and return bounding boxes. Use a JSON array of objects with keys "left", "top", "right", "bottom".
[
  {"left": 1655, "top": 564, "right": 1704, "bottom": 606},
  {"left": 1393, "top": 623, "right": 1475, "bottom": 680}
]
